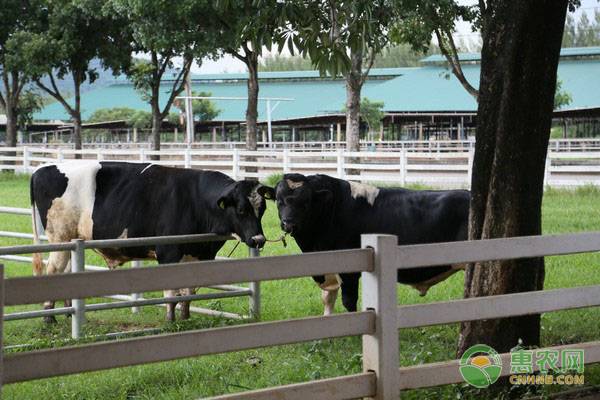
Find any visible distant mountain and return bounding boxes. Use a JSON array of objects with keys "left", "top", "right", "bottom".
[{"left": 35, "top": 58, "right": 120, "bottom": 98}]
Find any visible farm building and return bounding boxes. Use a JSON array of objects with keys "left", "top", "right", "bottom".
[{"left": 27, "top": 46, "right": 600, "bottom": 143}]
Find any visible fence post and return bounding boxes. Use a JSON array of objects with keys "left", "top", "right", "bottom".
[
  {"left": 131, "top": 260, "right": 143, "bottom": 313},
  {"left": 184, "top": 147, "right": 192, "bottom": 169},
  {"left": 248, "top": 247, "right": 261, "bottom": 320},
  {"left": 71, "top": 239, "right": 85, "bottom": 339},
  {"left": 232, "top": 149, "right": 240, "bottom": 180},
  {"left": 58, "top": 148, "right": 64, "bottom": 163},
  {"left": 467, "top": 148, "right": 475, "bottom": 183},
  {"left": 544, "top": 152, "right": 552, "bottom": 187},
  {"left": 283, "top": 148, "right": 291, "bottom": 174},
  {"left": 399, "top": 149, "right": 406, "bottom": 186},
  {"left": 23, "top": 146, "right": 30, "bottom": 172},
  {"left": 337, "top": 148, "right": 345, "bottom": 179},
  {"left": 139, "top": 148, "right": 146, "bottom": 162},
  {"left": 361, "top": 234, "right": 399, "bottom": 400},
  {"left": 0, "top": 264, "right": 4, "bottom": 393}
]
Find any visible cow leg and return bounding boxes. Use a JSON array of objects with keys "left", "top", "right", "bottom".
[
  {"left": 321, "top": 289, "right": 338, "bottom": 316},
  {"left": 179, "top": 287, "right": 195, "bottom": 320},
  {"left": 164, "top": 289, "right": 177, "bottom": 322},
  {"left": 318, "top": 274, "right": 341, "bottom": 315},
  {"left": 43, "top": 251, "right": 71, "bottom": 323},
  {"left": 340, "top": 273, "right": 359, "bottom": 312}
]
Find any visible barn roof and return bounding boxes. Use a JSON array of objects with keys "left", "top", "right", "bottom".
[{"left": 35, "top": 48, "right": 600, "bottom": 123}]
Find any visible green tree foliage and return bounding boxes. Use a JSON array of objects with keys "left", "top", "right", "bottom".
[
  {"left": 213, "top": 0, "right": 287, "bottom": 156},
  {"left": 554, "top": 78, "right": 573, "bottom": 110},
  {"left": 14, "top": 0, "right": 132, "bottom": 151},
  {"left": 341, "top": 97, "right": 385, "bottom": 138},
  {"left": 87, "top": 107, "right": 152, "bottom": 129},
  {"left": 359, "top": 97, "right": 385, "bottom": 135},
  {"left": 373, "top": 43, "right": 437, "bottom": 68},
  {"left": 14, "top": 91, "right": 44, "bottom": 130},
  {"left": 172, "top": 91, "right": 221, "bottom": 122},
  {"left": 391, "top": 0, "right": 479, "bottom": 99},
  {"left": 284, "top": 0, "right": 397, "bottom": 153},
  {"left": 109, "top": 0, "right": 217, "bottom": 154},
  {"left": 258, "top": 54, "right": 314, "bottom": 71},
  {"left": 562, "top": 10, "right": 600, "bottom": 47},
  {"left": 0, "top": 0, "right": 46, "bottom": 148}
]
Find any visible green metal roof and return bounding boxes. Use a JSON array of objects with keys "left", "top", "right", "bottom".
[
  {"left": 421, "top": 46, "right": 600, "bottom": 63},
  {"left": 36, "top": 51, "right": 600, "bottom": 122}
]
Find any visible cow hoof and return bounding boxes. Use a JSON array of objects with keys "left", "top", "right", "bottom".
[{"left": 43, "top": 315, "right": 57, "bottom": 324}]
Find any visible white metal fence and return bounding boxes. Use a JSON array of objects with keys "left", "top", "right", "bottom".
[
  {"left": 15, "top": 138, "right": 600, "bottom": 151},
  {"left": 0, "top": 231, "right": 599, "bottom": 398},
  {"left": 2, "top": 141, "right": 600, "bottom": 187},
  {"left": 0, "top": 207, "right": 261, "bottom": 339}
]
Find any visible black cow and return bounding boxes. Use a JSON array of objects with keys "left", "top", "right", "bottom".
[
  {"left": 30, "top": 161, "right": 275, "bottom": 321},
  {"left": 275, "top": 173, "right": 469, "bottom": 314}
]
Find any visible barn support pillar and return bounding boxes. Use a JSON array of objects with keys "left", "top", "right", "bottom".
[
  {"left": 337, "top": 123, "right": 342, "bottom": 142},
  {"left": 212, "top": 127, "right": 217, "bottom": 143},
  {"left": 292, "top": 126, "right": 296, "bottom": 142},
  {"left": 133, "top": 127, "right": 138, "bottom": 143}
]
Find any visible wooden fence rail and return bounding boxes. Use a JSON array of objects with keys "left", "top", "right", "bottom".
[{"left": 0, "top": 231, "right": 599, "bottom": 399}]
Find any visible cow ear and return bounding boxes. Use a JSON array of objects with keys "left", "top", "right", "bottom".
[
  {"left": 217, "top": 186, "right": 235, "bottom": 209},
  {"left": 314, "top": 189, "right": 332, "bottom": 205},
  {"left": 257, "top": 185, "right": 276, "bottom": 200}
]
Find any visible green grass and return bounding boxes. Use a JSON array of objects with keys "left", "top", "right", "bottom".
[{"left": 0, "top": 172, "right": 599, "bottom": 399}]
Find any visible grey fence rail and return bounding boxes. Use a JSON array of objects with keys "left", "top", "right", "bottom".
[
  {"left": 0, "top": 231, "right": 599, "bottom": 398},
  {"left": 0, "top": 207, "right": 262, "bottom": 338}
]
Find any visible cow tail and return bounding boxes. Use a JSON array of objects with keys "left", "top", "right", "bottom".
[{"left": 30, "top": 178, "right": 44, "bottom": 276}]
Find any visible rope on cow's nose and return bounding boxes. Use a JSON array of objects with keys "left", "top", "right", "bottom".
[
  {"left": 264, "top": 232, "right": 288, "bottom": 248},
  {"left": 226, "top": 240, "right": 241, "bottom": 258}
]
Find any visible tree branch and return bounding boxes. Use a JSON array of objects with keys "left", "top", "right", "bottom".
[
  {"left": 1, "top": 69, "right": 9, "bottom": 108},
  {"left": 434, "top": 28, "right": 479, "bottom": 100},
  {"left": 35, "top": 73, "right": 75, "bottom": 116},
  {"left": 359, "top": 48, "right": 376, "bottom": 86},
  {"left": 160, "top": 57, "right": 191, "bottom": 119}
]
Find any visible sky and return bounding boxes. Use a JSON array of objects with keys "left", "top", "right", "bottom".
[{"left": 192, "top": 0, "right": 600, "bottom": 74}]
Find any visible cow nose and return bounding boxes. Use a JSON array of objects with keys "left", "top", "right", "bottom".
[
  {"left": 282, "top": 219, "right": 295, "bottom": 233},
  {"left": 249, "top": 234, "right": 266, "bottom": 248}
]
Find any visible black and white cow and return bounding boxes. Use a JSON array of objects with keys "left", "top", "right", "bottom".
[
  {"left": 275, "top": 173, "right": 469, "bottom": 315},
  {"left": 30, "top": 161, "right": 275, "bottom": 322}
]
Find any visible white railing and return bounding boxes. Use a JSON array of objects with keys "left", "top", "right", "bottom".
[
  {"left": 0, "top": 231, "right": 599, "bottom": 398},
  {"left": 16, "top": 138, "right": 600, "bottom": 151},
  {"left": 0, "top": 212, "right": 262, "bottom": 339},
  {"left": 2, "top": 143, "right": 600, "bottom": 187}
]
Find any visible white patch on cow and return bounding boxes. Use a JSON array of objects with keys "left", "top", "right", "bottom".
[
  {"left": 248, "top": 186, "right": 262, "bottom": 217},
  {"left": 286, "top": 179, "right": 304, "bottom": 189},
  {"left": 140, "top": 164, "right": 154, "bottom": 174},
  {"left": 348, "top": 181, "right": 380, "bottom": 206},
  {"left": 118, "top": 228, "right": 128, "bottom": 239},
  {"left": 51, "top": 161, "right": 102, "bottom": 240}
]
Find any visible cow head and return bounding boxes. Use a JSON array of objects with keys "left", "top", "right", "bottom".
[
  {"left": 217, "top": 181, "right": 275, "bottom": 248},
  {"left": 275, "top": 174, "right": 332, "bottom": 234}
]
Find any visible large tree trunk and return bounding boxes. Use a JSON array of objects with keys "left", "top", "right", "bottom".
[
  {"left": 457, "top": 0, "right": 569, "bottom": 356},
  {"left": 72, "top": 73, "right": 83, "bottom": 159},
  {"left": 245, "top": 52, "right": 259, "bottom": 179},
  {"left": 150, "top": 97, "right": 161, "bottom": 161},
  {"left": 72, "top": 113, "right": 82, "bottom": 160},
  {"left": 5, "top": 103, "right": 18, "bottom": 148},
  {"left": 3, "top": 102, "right": 18, "bottom": 170},
  {"left": 345, "top": 49, "right": 363, "bottom": 178}
]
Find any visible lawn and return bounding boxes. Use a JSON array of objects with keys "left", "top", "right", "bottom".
[{"left": 0, "top": 172, "right": 599, "bottom": 399}]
